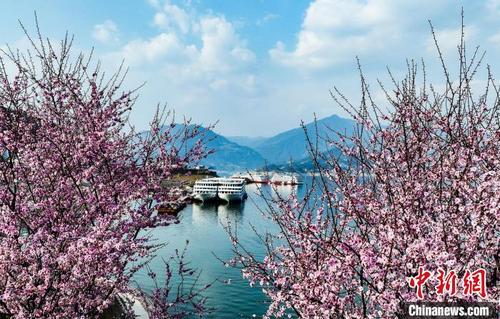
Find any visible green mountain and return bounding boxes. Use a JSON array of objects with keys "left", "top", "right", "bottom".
[
  {"left": 198, "top": 128, "right": 266, "bottom": 172},
  {"left": 142, "top": 114, "right": 355, "bottom": 173},
  {"left": 149, "top": 124, "right": 266, "bottom": 172},
  {"left": 252, "top": 115, "right": 356, "bottom": 164}
]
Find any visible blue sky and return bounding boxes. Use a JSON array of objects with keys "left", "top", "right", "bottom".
[{"left": 1, "top": 1, "right": 499, "bottom": 136}]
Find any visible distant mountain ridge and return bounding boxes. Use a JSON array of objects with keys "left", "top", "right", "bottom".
[
  {"left": 251, "top": 114, "right": 356, "bottom": 164},
  {"left": 141, "top": 124, "right": 266, "bottom": 172},
  {"left": 145, "top": 114, "right": 356, "bottom": 172},
  {"left": 198, "top": 130, "right": 266, "bottom": 171}
]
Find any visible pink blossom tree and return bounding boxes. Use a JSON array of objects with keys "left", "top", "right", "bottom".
[
  {"left": 0, "top": 22, "right": 209, "bottom": 318},
  {"left": 231, "top": 22, "right": 499, "bottom": 317}
]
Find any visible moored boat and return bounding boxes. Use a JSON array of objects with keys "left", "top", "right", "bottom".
[
  {"left": 192, "top": 177, "right": 247, "bottom": 203},
  {"left": 270, "top": 173, "right": 303, "bottom": 185},
  {"left": 231, "top": 171, "right": 270, "bottom": 184},
  {"left": 157, "top": 201, "right": 187, "bottom": 215}
]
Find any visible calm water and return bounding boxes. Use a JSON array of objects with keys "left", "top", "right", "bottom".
[{"left": 133, "top": 182, "right": 307, "bottom": 318}]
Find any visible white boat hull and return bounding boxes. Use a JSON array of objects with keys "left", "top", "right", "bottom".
[
  {"left": 193, "top": 193, "right": 216, "bottom": 202},
  {"left": 220, "top": 193, "right": 245, "bottom": 202},
  {"left": 193, "top": 192, "right": 245, "bottom": 203}
]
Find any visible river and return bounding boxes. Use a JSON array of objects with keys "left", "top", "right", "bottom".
[{"left": 133, "top": 181, "right": 307, "bottom": 318}]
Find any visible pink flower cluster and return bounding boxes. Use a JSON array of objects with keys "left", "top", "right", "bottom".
[
  {"left": 0, "top": 31, "right": 207, "bottom": 317},
  {"left": 232, "top": 44, "right": 499, "bottom": 317}
]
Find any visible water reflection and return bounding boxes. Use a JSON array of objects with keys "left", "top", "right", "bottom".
[
  {"left": 272, "top": 184, "right": 300, "bottom": 199},
  {"left": 134, "top": 177, "right": 312, "bottom": 318},
  {"left": 244, "top": 182, "right": 302, "bottom": 200},
  {"left": 192, "top": 201, "right": 245, "bottom": 227}
]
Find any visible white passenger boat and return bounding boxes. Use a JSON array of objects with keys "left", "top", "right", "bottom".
[
  {"left": 252, "top": 172, "right": 270, "bottom": 183},
  {"left": 192, "top": 177, "right": 247, "bottom": 203},
  {"left": 232, "top": 171, "right": 270, "bottom": 184},
  {"left": 270, "top": 173, "right": 303, "bottom": 185}
]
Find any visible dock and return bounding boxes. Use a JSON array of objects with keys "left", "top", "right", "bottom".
[{"left": 157, "top": 201, "right": 187, "bottom": 215}]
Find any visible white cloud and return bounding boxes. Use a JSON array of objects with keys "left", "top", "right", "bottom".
[
  {"left": 118, "top": 32, "right": 188, "bottom": 65},
  {"left": 92, "top": 20, "right": 118, "bottom": 44},
  {"left": 112, "top": 14, "right": 254, "bottom": 73},
  {"left": 268, "top": 0, "right": 462, "bottom": 72},
  {"left": 147, "top": 0, "right": 161, "bottom": 9},
  {"left": 100, "top": 1, "right": 263, "bottom": 136},
  {"left": 302, "top": 0, "right": 391, "bottom": 30},
  {"left": 209, "top": 78, "right": 228, "bottom": 90},
  {"left": 269, "top": 0, "right": 399, "bottom": 70},
  {"left": 97, "top": 0, "right": 499, "bottom": 138},
  {"left": 197, "top": 16, "right": 255, "bottom": 73},
  {"left": 256, "top": 13, "right": 279, "bottom": 26},
  {"left": 489, "top": 32, "right": 500, "bottom": 46},
  {"left": 153, "top": 12, "right": 168, "bottom": 28},
  {"left": 108, "top": 3, "right": 255, "bottom": 92},
  {"left": 426, "top": 26, "right": 477, "bottom": 55},
  {"left": 153, "top": 3, "right": 191, "bottom": 34}
]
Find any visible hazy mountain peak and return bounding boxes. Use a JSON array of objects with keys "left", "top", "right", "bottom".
[
  {"left": 142, "top": 114, "right": 355, "bottom": 172},
  {"left": 252, "top": 114, "right": 356, "bottom": 164}
]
